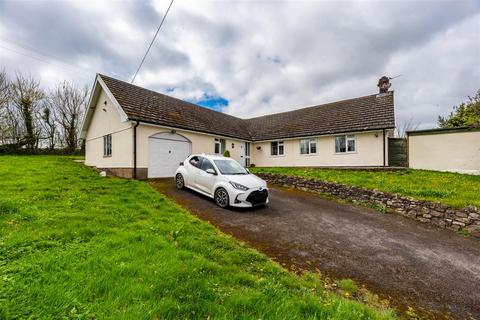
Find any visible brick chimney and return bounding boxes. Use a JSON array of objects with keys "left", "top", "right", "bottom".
[{"left": 377, "top": 76, "right": 391, "bottom": 93}]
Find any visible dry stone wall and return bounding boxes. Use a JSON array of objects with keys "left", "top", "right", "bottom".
[{"left": 258, "top": 173, "right": 480, "bottom": 238}]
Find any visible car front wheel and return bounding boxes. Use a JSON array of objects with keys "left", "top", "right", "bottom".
[
  {"left": 175, "top": 174, "right": 185, "bottom": 190},
  {"left": 214, "top": 187, "right": 229, "bottom": 208}
]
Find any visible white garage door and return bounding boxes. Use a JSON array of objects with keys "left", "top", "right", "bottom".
[{"left": 148, "top": 132, "right": 191, "bottom": 178}]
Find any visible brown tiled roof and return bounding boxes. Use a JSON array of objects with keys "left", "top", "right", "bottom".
[
  {"left": 246, "top": 92, "right": 395, "bottom": 141},
  {"left": 99, "top": 74, "right": 252, "bottom": 140},
  {"left": 99, "top": 74, "right": 395, "bottom": 142}
]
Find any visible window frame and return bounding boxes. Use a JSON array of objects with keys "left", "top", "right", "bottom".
[
  {"left": 299, "top": 138, "right": 317, "bottom": 155},
  {"left": 103, "top": 134, "right": 112, "bottom": 157},
  {"left": 335, "top": 134, "right": 356, "bottom": 154},
  {"left": 270, "top": 141, "right": 284, "bottom": 156},
  {"left": 214, "top": 138, "right": 226, "bottom": 155}
]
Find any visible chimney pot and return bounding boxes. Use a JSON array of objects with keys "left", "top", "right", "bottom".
[{"left": 377, "top": 76, "right": 391, "bottom": 93}]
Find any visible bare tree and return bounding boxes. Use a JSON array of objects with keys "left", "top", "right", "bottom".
[
  {"left": 395, "top": 118, "right": 420, "bottom": 138},
  {"left": 9, "top": 73, "right": 44, "bottom": 150},
  {"left": 0, "top": 108, "right": 23, "bottom": 145},
  {"left": 0, "top": 69, "right": 9, "bottom": 109},
  {"left": 51, "top": 81, "right": 88, "bottom": 151},
  {"left": 0, "top": 69, "right": 12, "bottom": 145},
  {"left": 0, "top": 70, "right": 27, "bottom": 146},
  {"left": 1, "top": 70, "right": 91, "bottom": 153}
]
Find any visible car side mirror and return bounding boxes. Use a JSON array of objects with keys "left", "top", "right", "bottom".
[{"left": 206, "top": 168, "right": 216, "bottom": 175}]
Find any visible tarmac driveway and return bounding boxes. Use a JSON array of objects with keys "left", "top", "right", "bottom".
[{"left": 150, "top": 179, "right": 480, "bottom": 319}]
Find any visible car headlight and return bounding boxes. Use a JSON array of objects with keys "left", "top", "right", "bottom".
[{"left": 229, "top": 181, "right": 249, "bottom": 191}]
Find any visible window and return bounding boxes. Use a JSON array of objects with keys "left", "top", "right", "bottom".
[
  {"left": 335, "top": 134, "right": 356, "bottom": 153},
  {"left": 347, "top": 135, "right": 356, "bottom": 152},
  {"left": 200, "top": 158, "right": 216, "bottom": 173},
  {"left": 300, "top": 139, "right": 317, "bottom": 155},
  {"left": 103, "top": 134, "right": 112, "bottom": 157},
  {"left": 214, "top": 138, "right": 226, "bottom": 154},
  {"left": 271, "top": 141, "right": 284, "bottom": 156},
  {"left": 189, "top": 156, "right": 202, "bottom": 168}
]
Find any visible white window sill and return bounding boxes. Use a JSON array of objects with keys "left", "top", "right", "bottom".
[
  {"left": 299, "top": 153, "right": 318, "bottom": 156},
  {"left": 334, "top": 151, "right": 357, "bottom": 155}
]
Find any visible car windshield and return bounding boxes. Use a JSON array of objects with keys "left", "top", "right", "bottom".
[{"left": 213, "top": 159, "right": 248, "bottom": 175}]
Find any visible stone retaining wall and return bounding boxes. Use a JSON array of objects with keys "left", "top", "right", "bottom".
[{"left": 258, "top": 173, "right": 480, "bottom": 238}]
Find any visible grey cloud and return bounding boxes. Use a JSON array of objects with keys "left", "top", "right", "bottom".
[
  {"left": 2, "top": 2, "right": 108, "bottom": 56},
  {"left": 0, "top": 0, "right": 478, "bottom": 129}
]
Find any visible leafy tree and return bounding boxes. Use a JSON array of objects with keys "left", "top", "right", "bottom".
[
  {"left": 438, "top": 89, "right": 480, "bottom": 128},
  {"left": 10, "top": 74, "right": 44, "bottom": 150},
  {"left": 41, "top": 105, "right": 56, "bottom": 149}
]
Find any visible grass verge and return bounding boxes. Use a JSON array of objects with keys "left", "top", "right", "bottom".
[
  {"left": 0, "top": 156, "right": 395, "bottom": 319},
  {"left": 250, "top": 167, "right": 480, "bottom": 208}
]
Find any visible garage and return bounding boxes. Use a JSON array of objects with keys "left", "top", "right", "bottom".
[{"left": 148, "top": 132, "right": 191, "bottom": 178}]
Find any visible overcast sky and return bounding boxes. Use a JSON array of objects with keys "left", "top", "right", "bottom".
[{"left": 1, "top": 0, "right": 479, "bottom": 129}]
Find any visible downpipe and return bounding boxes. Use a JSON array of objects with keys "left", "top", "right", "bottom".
[{"left": 133, "top": 121, "right": 140, "bottom": 179}]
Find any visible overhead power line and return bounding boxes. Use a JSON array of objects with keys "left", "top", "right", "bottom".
[
  {"left": 131, "top": 0, "right": 175, "bottom": 84},
  {"left": 0, "top": 37, "right": 81, "bottom": 70},
  {"left": 0, "top": 43, "right": 91, "bottom": 78}
]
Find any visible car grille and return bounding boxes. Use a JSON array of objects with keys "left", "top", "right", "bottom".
[{"left": 246, "top": 189, "right": 268, "bottom": 206}]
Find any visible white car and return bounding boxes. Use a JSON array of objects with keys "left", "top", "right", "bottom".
[{"left": 174, "top": 154, "right": 269, "bottom": 208}]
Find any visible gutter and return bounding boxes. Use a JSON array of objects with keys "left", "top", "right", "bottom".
[
  {"left": 129, "top": 118, "right": 253, "bottom": 142},
  {"left": 252, "top": 127, "right": 396, "bottom": 143},
  {"left": 407, "top": 126, "right": 480, "bottom": 136},
  {"left": 128, "top": 117, "right": 395, "bottom": 143},
  {"left": 133, "top": 121, "right": 140, "bottom": 179}
]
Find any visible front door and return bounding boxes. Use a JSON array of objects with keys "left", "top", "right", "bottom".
[
  {"left": 238, "top": 142, "right": 250, "bottom": 167},
  {"left": 238, "top": 143, "right": 245, "bottom": 167},
  {"left": 244, "top": 142, "right": 250, "bottom": 167}
]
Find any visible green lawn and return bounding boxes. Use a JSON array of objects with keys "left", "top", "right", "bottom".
[
  {"left": 250, "top": 167, "right": 480, "bottom": 208},
  {"left": 0, "top": 156, "right": 394, "bottom": 320}
]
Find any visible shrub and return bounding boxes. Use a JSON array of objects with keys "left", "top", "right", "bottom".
[
  {"left": 0, "top": 146, "right": 84, "bottom": 156},
  {"left": 223, "top": 150, "right": 230, "bottom": 157}
]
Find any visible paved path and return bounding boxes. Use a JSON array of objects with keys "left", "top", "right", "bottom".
[{"left": 150, "top": 179, "right": 480, "bottom": 319}]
